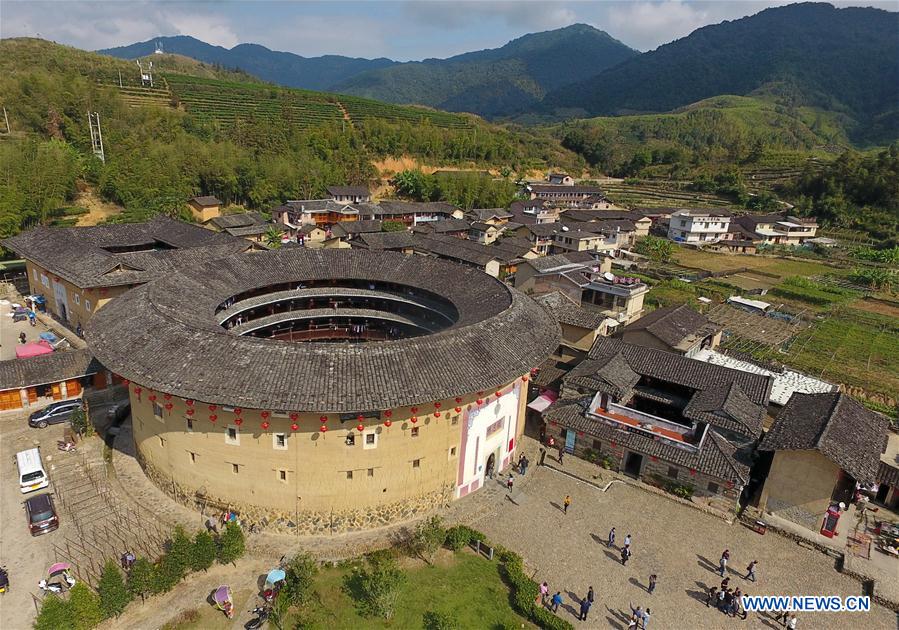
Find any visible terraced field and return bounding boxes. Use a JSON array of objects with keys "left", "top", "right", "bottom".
[
  {"left": 338, "top": 94, "right": 474, "bottom": 129},
  {"left": 602, "top": 180, "right": 734, "bottom": 209}
]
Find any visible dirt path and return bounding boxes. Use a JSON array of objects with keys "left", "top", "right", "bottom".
[{"left": 74, "top": 186, "right": 124, "bottom": 226}]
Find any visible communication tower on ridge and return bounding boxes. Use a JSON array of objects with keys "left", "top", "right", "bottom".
[
  {"left": 137, "top": 59, "right": 154, "bottom": 87},
  {"left": 154, "top": 41, "right": 164, "bottom": 55}
]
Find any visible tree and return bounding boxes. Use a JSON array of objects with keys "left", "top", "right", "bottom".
[
  {"left": 355, "top": 554, "right": 406, "bottom": 620},
  {"left": 424, "top": 610, "right": 462, "bottom": 630},
  {"left": 264, "top": 226, "right": 283, "bottom": 248},
  {"left": 634, "top": 235, "right": 675, "bottom": 262},
  {"left": 151, "top": 554, "right": 182, "bottom": 594},
  {"left": 381, "top": 220, "right": 406, "bottom": 232},
  {"left": 69, "top": 582, "right": 103, "bottom": 630},
  {"left": 98, "top": 560, "right": 131, "bottom": 618},
  {"left": 409, "top": 516, "right": 445, "bottom": 565},
  {"left": 127, "top": 558, "right": 154, "bottom": 602},
  {"left": 70, "top": 405, "right": 91, "bottom": 436},
  {"left": 191, "top": 530, "right": 217, "bottom": 572},
  {"left": 283, "top": 552, "right": 318, "bottom": 607},
  {"left": 168, "top": 525, "right": 193, "bottom": 577},
  {"left": 217, "top": 521, "right": 245, "bottom": 565},
  {"left": 34, "top": 595, "right": 71, "bottom": 630}
]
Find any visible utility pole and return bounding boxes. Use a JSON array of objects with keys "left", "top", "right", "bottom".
[
  {"left": 87, "top": 112, "right": 105, "bottom": 163},
  {"left": 1, "top": 107, "right": 9, "bottom": 135}
]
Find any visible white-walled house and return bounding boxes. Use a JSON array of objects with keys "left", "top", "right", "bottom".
[{"left": 667, "top": 210, "right": 732, "bottom": 243}]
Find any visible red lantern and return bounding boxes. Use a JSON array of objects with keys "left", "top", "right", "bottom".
[
  {"left": 611, "top": 441, "right": 617, "bottom": 448},
  {"left": 234, "top": 408, "right": 242, "bottom": 415},
  {"left": 134, "top": 386, "right": 142, "bottom": 396},
  {"left": 163, "top": 393, "right": 172, "bottom": 400},
  {"left": 455, "top": 407, "right": 461, "bottom": 413},
  {"left": 261, "top": 411, "right": 271, "bottom": 419},
  {"left": 164, "top": 403, "right": 173, "bottom": 414},
  {"left": 122, "top": 379, "right": 130, "bottom": 386},
  {"left": 186, "top": 399, "right": 194, "bottom": 407},
  {"left": 530, "top": 367, "right": 538, "bottom": 375},
  {"left": 577, "top": 431, "right": 584, "bottom": 437},
  {"left": 186, "top": 408, "right": 195, "bottom": 416},
  {"left": 689, "top": 468, "right": 696, "bottom": 476},
  {"left": 549, "top": 420, "right": 558, "bottom": 426},
  {"left": 319, "top": 415, "right": 327, "bottom": 423},
  {"left": 435, "top": 411, "right": 441, "bottom": 418},
  {"left": 434, "top": 402, "right": 441, "bottom": 409},
  {"left": 650, "top": 455, "right": 658, "bottom": 462},
  {"left": 234, "top": 418, "right": 243, "bottom": 426},
  {"left": 384, "top": 410, "right": 393, "bottom": 418},
  {"left": 454, "top": 397, "right": 462, "bottom": 404},
  {"left": 148, "top": 394, "right": 157, "bottom": 402},
  {"left": 209, "top": 414, "right": 217, "bottom": 423},
  {"left": 357, "top": 423, "right": 364, "bottom": 432},
  {"left": 521, "top": 375, "right": 529, "bottom": 382},
  {"left": 411, "top": 406, "right": 418, "bottom": 413},
  {"left": 411, "top": 416, "right": 418, "bottom": 424},
  {"left": 290, "top": 422, "right": 299, "bottom": 431},
  {"left": 384, "top": 419, "right": 392, "bottom": 428},
  {"left": 477, "top": 391, "right": 484, "bottom": 396},
  {"left": 261, "top": 421, "right": 270, "bottom": 430},
  {"left": 208, "top": 404, "right": 217, "bottom": 412},
  {"left": 495, "top": 391, "right": 502, "bottom": 398},
  {"left": 319, "top": 424, "right": 327, "bottom": 433},
  {"left": 357, "top": 414, "right": 364, "bottom": 422},
  {"left": 476, "top": 399, "right": 484, "bottom": 405}
]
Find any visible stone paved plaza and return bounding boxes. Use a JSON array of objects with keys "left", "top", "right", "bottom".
[{"left": 471, "top": 460, "right": 898, "bottom": 629}]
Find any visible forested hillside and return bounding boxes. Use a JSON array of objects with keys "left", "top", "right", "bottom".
[
  {"left": 544, "top": 3, "right": 899, "bottom": 144},
  {"left": 0, "top": 39, "right": 582, "bottom": 242}
]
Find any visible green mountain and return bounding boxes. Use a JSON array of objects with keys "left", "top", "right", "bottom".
[
  {"left": 543, "top": 3, "right": 899, "bottom": 144},
  {"left": 98, "top": 35, "right": 397, "bottom": 91},
  {"left": 332, "top": 24, "right": 637, "bottom": 119}
]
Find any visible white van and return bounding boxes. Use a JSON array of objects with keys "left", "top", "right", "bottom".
[{"left": 16, "top": 448, "right": 49, "bottom": 494}]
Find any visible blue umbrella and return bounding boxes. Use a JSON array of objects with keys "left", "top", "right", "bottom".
[{"left": 265, "top": 568, "right": 286, "bottom": 585}]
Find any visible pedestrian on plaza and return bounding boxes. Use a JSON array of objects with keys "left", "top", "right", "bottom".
[
  {"left": 717, "top": 587, "right": 726, "bottom": 611},
  {"left": 648, "top": 574, "right": 657, "bottom": 594},
  {"left": 723, "top": 589, "right": 734, "bottom": 615},
  {"left": 587, "top": 586, "right": 595, "bottom": 604},
  {"left": 628, "top": 605, "right": 644, "bottom": 630},
  {"left": 522, "top": 455, "right": 529, "bottom": 475},
  {"left": 18, "top": 331, "right": 26, "bottom": 344},
  {"left": 120, "top": 552, "right": 129, "bottom": 570},
  {"left": 707, "top": 586, "right": 718, "bottom": 607},
  {"left": 624, "top": 534, "right": 632, "bottom": 548},
  {"left": 551, "top": 591, "right": 562, "bottom": 613},
  {"left": 507, "top": 474, "right": 514, "bottom": 493},
  {"left": 125, "top": 551, "right": 135, "bottom": 570},
  {"left": 745, "top": 560, "right": 757, "bottom": 582},
  {"left": 563, "top": 494, "right": 571, "bottom": 514},
  {"left": 579, "top": 596, "right": 592, "bottom": 621},
  {"left": 720, "top": 577, "right": 730, "bottom": 591},
  {"left": 719, "top": 549, "right": 730, "bottom": 577},
  {"left": 517, "top": 454, "right": 525, "bottom": 474},
  {"left": 621, "top": 545, "right": 631, "bottom": 566},
  {"left": 608, "top": 527, "right": 616, "bottom": 548},
  {"left": 539, "top": 448, "right": 546, "bottom": 466},
  {"left": 786, "top": 613, "right": 797, "bottom": 629},
  {"left": 558, "top": 446, "right": 565, "bottom": 465},
  {"left": 540, "top": 581, "right": 549, "bottom": 605},
  {"left": 731, "top": 588, "right": 742, "bottom": 617},
  {"left": 642, "top": 608, "right": 651, "bottom": 629},
  {"left": 29, "top": 311, "right": 36, "bottom": 326}
]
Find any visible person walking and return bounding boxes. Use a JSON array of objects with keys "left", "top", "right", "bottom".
[
  {"left": 608, "top": 527, "right": 616, "bottom": 548},
  {"left": 579, "top": 597, "right": 592, "bottom": 621},
  {"left": 517, "top": 454, "right": 525, "bottom": 474},
  {"left": 522, "top": 456, "right": 529, "bottom": 475},
  {"left": 539, "top": 448, "right": 546, "bottom": 466},
  {"left": 648, "top": 574, "right": 657, "bottom": 594},
  {"left": 624, "top": 534, "right": 632, "bottom": 548},
  {"left": 745, "top": 560, "right": 758, "bottom": 582},
  {"left": 621, "top": 545, "right": 631, "bottom": 566},
  {"left": 628, "top": 605, "right": 644, "bottom": 630},
  {"left": 717, "top": 587, "right": 726, "bottom": 611},
  {"left": 731, "top": 588, "right": 743, "bottom": 618},
  {"left": 540, "top": 581, "right": 549, "bottom": 606},
  {"left": 786, "top": 613, "right": 797, "bottom": 629},
  {"left": 551, "top": 591, "right": 562, "bottom": 613},
  {"left": 642, "top": 608, "right": 652, "bottom": 629},
  {"left": 558, "top": 446, "right": 565, "bottom": 465},
  {"left": 720, "top": 577, "right": 730, "bottom": 591},
  {"left": 719, "top": 549, "right": 730, "bottom": 577},
  {"left": 706, "top": 586, "right": 718, "bottom": 607},
  {"left": 563, "top": 495, "right": 571, "bottom": 514},
  {"left": 507, "top": 474, "right": 514, "bottom": 493}
]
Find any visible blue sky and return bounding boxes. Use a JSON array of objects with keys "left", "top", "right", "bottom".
[{"left": 1, "top": 1, "right": 894, "bottom": 59}]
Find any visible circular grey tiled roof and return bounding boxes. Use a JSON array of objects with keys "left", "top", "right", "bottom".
[{"left": 86, "top": 249, "right": 560, "bottom": 412}]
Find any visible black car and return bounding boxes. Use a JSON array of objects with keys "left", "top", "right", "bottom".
[
  {"left": 24, "top": 493, "right": 59, "bottom": 536},
  {"left": 106, "top": 401, "right": 131, "bottom": 424},
  {"left": 27, "top": 399, "right": 83, "bottom": 428}
]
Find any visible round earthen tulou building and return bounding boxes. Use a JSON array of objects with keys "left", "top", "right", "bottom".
[{"left": 86, "top": 249, "right": 559, "bottom": 533}]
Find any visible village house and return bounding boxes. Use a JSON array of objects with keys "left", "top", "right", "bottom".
[
  {"left": 403, "top": 234, "right": 535, "bottom": 278},
  {"left": 410, "top": 218, "right": 471, "bottom": 238},
  {"left": 296, "top": 224, "right": 330, "bottom": 247},
  {"left": 733, "top": 214, "right": 819, "bottom": 246},
  {"left": 543, "top": 338, "right": 772, "bottom": 512},
  {"left": 207, "top": 212, "right": 282, "bottom": 244},
  {"left": 326, "top": 185, "right": 371, "bottom": 204},
  {"left": 547, "top": 173, "right": 575, "bottom": 185},
  {"left": 513, "top": 223, "right": 560, "bottom": 255},
  {"left": 274, "top": 199, "right": 360, "bottom": 228},
  {"left": 0, "top": 349, "right": 107, "bottom": 411},
  {"left": 535, "top": 292, "right": 619, "bottom": 359},
  {"left": 667, "top": 209, "right": 732, "bottom": 243},
  {"left": 469, "top": 221, "right": 502, "bottom": 245},
  {"left": 552, "top": 228, "right": 622, "bottom": 255},
  {"left": 187, "top": 195, "right": 222, "bottom": 222},
  {"left": 508, "top": 199, "right": 560, "bottom": 225},
  {"left": 2, "top": 217, "right": 249, "bottom": 328},
  {"left": 514, "top": 252, "right": 649, "bottom": 327},
  {"left": 358, "top": 201, "right": 462, "bottom": 226},
  {"left": 759, "top": 392, "right": 890, "bottom": 531},
  {"left": 876, "top": 432, "right": 899, "bottom": 510},
  {"left": 328, "top": 220, "right": 384, "bottom": 242},
  {"left": 560, "top": 219, "right": 638, "bottom": 247},
  {"left": 615, "top": 304, "right": 722, "bottom": 358},
  {"left": 526, "top": 184, "right": 609, "bottom": 206},
  {"left": 707, "top": 222, "right": 759, "bottom": 254},
  {"left": 468, "top": 207, "right": 514, "bottom": 226},
  {"left": 561, "top": 209, "right": 652, "bottom": 238},
  {"left": 348, "top": 231, "right": 416, "bottom": 254}
]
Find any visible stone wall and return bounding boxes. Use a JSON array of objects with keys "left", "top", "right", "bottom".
[{"left": 138, "top": 448, "right": 453, "bottom": 535}]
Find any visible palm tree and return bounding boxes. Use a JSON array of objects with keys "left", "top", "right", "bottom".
[{"left": 263, "top": 226, "right": 283, "bottom": 249}]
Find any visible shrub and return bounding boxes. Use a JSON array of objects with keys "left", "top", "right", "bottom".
[
  {"left": 351, "top": 554, "right": 406, "bottom": 620},
  {"left": 217, "top": 521, "right": 245, "bottom": 564},
  {"left": 69, "top": 582, "right": 103, "bottom": 630},
  {"left": 168, "top": 525, "right": 193, "bottom": 577},
  {"left": 381, "top": 220, "right": 406, "bottom": 232},
  {"left": 34, "top": 594, "right": 70, "bottom": 630},
  {"left": 127, "top": 558, "right": 154, "bottom": 601},
  {"left": 70, "top": 406, "right": 91, "bottom": 436},
  {"left": 98, "top": 559, "right": 131, "bottom": 618},
  {"left": 283, "top": 552, "right": 318, "bottom": 607},
  {"left": 443, "top": 524, "right": 484, "bottom": 551},
  {"left": 495, "top": 540, "right": 574, "bottom": 630},
  {"left": 151, "top": 554, "right": 182, "bottom": 594},
  {"left": 423, "top": 610, "right": 462, "bottom": 630},
  {"left": 191, "top": 530, "right": 217, "bottom": 572},
  {"left": 409, "top": 515, "right": 446, "bottom": 564}
]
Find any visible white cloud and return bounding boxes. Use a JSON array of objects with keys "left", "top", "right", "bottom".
[{"left": 403, "top": 0, "right": 577, "bottom": 32}]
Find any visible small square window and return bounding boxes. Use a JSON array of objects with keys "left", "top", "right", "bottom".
[
  {"left": 668, "top": 467, "right": 679, "bottom": 479},
  {"left": 707, "top": 482, "right": 719, "bottom": 494},
  {"left": 346, "top": 470, "right": 353, "bottom": 480},
  {"left": 366, "top": 433, "right": 376, "bottom": 445},
  {"left": 33, "top": 268, "right": 38, "bottom": 281},
  {"left": 451, "top": 416, "right": 459, "bottom": 426},
  {"left": 188, "top": 451, "right": 197, "bottom": 464},
  {"left": 85, "top": 300, "right": 92, "bottom": 312},
  {"left": 158, "top": 436, "right": 165, "bottom": 447},
  {"left": 279, "top": 470, "right": 287, "bottom": 481},
  {"left": 560, "top": 428, "right": 568, "bottom": 439},
  {"left": 412, "top": 459, "right": 421, "bottom": 468},
  {"left": 592, "top": 439, "right": 602, "bottom": 451},
  {"left": 345, "top": 433, "right": 356, "bottom": 446},
  {"left": 153, "top": 403, "right": 163, "bottom": 419},
  {"left": 186, "top": 418, "right": 194, "bottom": 432},
  {"left": 367, "top": 468, "right": 374, "bottom": 477},
  {"left": 226, "top": 426, "right": 240, "bottom": 445},
  {"left": 411, "top": 427, "right": 420, "bottom": 438},
  {"left": 74, "top": 293, "right": 80, "bottom": 305},
  {"left": 232, "top": 463, "right": 239, "bottom": 474},
  {"left": 448, "top": 446, "right": 457, "bottom": 459},
  {"left": 273, "top": 433, "right": 287, "bottom": 450}
]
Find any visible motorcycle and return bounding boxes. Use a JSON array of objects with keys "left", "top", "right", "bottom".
[
  {"left": 57, "top": 440, "right": 77, "bottom": 453},
  {"left": 245, "top": 605, "right": 269, "bottom": 629},
  {"left": 0, "top": 566, "right": 8, "bottom": 594}
]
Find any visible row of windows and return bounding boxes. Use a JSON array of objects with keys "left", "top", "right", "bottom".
[{"left": 33, "top": 269, "right": 92, "bottom": 311}]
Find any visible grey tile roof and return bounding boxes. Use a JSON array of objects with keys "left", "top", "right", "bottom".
[
  {"left": 225, "top": 224, "right": 283, "bottom": 238},
  {"left": 545, "top": 397, "right": 750, "bottom": 484},
  {"left": 524, "top": 223, "right": 562, "bottom": 238},
  {"left": 528, "top": 185, "right": 605, "bottom": 195},
  {"left": 470, "top": 221, "right": 499, "bottom": 232},
  {"left": 535, "top": 292, "right": 609, "bottom": 330},
  {"left": 85, "top": 249, "right": 559, "bottom": 412},
  {"left": 760, "top": 392, "right": 889, "bottom": 484},
  {"left": 411, "top": 219, "right": 471, "bottom": 234},
  {"left": 618, "top": 304, "right": 714, "bottom": 351},
  {"left": 566, "top": 353, "right": 641, "bottom": 399},
  {"left": 1, "top": 217, "right": 250, "bottom": 288},
  {"left": 353, "top": 231, "right": 415, "bottom": 250},
  {"left": 532, "top": 358, "right": 570, "bottom": 389},
  {"left": 208, "top": 212, "right": 268, "bottom": 230},
  {"left": 330, "top": 220, "right": 383, "bottom": 238},
  {"left": 327, "top": 186, "right": 370, "bottom": 197},
  {"left": 371, "top": 201, "right": 458, "bottom": 217},
  {"left": 526, "top": 251, "right": 598, "bottom": 272},
  {"left": 281, "top": 200, "right": 356, "bottom": 214},
  {"left": 470, "top": 208, "right": 513, "bottom": 221},
  {"left": 190, "top": 196, "right": 221, "bottom": 207},
  {"left": 0, "top": 349, "right": 102, "bottom": 390}
]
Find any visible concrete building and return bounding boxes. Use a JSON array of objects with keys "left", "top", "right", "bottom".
[
  {"left": 616, "top": 304, "right": 721, "bottom": 358},
  {"left": 187, "top": 196, "right": 222, "bottom": 223},
  {"left": 85, "top": 249, "right": 559, "bottom": 533},
  {"left": 667, "top": 210, "right": 732, "bottom": 243},
  {"left": 759, "top": 392, "right": 890, "bottom": 531},
  {"left": 733, "top": 214, "right": 819, "bottom": 246},
  {"left": 2, "top": 217, "right": 249, "bottom": 328},
  {"left": 508, "top": 200, "right": 560, "bottom": 225},
  {"left": 469, "top": 222, "right": 501, "bottom": 245}
]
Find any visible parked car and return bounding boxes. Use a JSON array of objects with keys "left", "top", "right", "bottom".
[
  {"left": 27, "top": 399, "right": 83, "bottom": 429},
  {"left": 106, "top": 401, "right": 131, "bottom": 424},
  {"left": 24, "top": 493, "right": 58, "bottom": 536}
]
